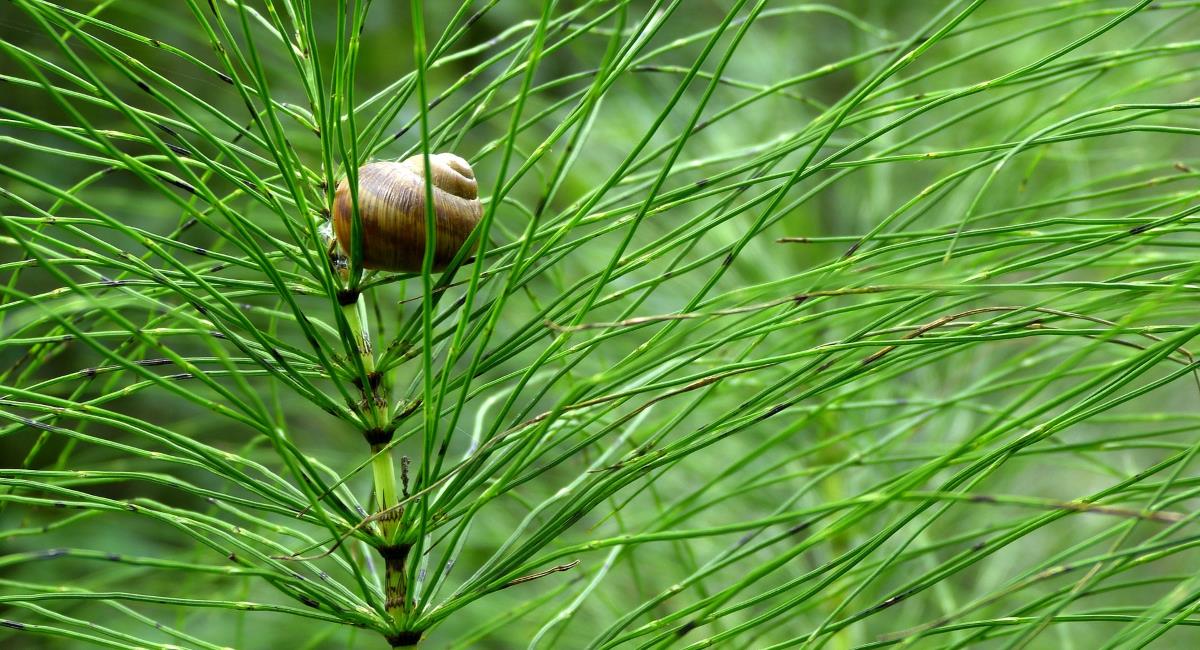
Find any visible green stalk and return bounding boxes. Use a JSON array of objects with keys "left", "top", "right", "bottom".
[
  {"left": 370, "top": 445, "right": 400, "bottom": 527},
  {"left": 342, "top": 293, "right": 409, "bottom": 628},
  {"left": 341, "top": 295, "right": 387, "bottom": 428}
]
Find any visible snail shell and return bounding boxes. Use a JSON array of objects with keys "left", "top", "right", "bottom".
[{"left": 333, "top": 153, "right": 482, "bottom": 272}]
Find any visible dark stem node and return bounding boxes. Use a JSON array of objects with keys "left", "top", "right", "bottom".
[
  {"left": 386, "top": 630, "right": 422, "bottom": 647},
  {"left": 364, "top": 426, "right": 395, "bottom": 447}
]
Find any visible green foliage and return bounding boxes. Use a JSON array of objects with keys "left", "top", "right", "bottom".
[{"left": 3, "top": 0, "right": 1200, "bottom": 647}]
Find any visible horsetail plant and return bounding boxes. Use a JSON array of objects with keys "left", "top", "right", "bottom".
[{"left": 4, "top": 0, "right": 1200, "bottom": 648}]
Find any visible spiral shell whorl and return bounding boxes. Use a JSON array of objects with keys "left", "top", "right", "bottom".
[{"left": 333, "top": 153, "right": 482, "bottom": 272}]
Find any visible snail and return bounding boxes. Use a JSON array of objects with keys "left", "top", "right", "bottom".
[{"left": 332, "top": 153, "right": 482, "bottom": 272}]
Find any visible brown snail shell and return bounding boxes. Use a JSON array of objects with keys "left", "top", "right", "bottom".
[{"left": 332, "top": 153, "right": 482, "bottom": 272}]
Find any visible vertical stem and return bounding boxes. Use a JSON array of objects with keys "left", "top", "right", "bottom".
[
  {"left": 371, "top": 444, "right": 399, "bottom": 534},
  {"left": 342, "top": 296, "right": 387, "bottom": 429},
  {"left": 382, "top": 542, "right": 411, "bottom": 619},
  {"left": 343, "top": 294, "right": 410, "bottom": 626}
]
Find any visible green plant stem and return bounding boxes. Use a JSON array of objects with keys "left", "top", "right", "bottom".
[
  {"left": 382, "top": 540, "right": 412, "bottom": 622},
  {"left": 343, "top": 294, "right": 410, "bottom": 628},
  {"left": 342, "top": 296, "right": 387, "bottom": 429},
  {"left": 371, "top": 444, "right": 400, "bottom": 533}
]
